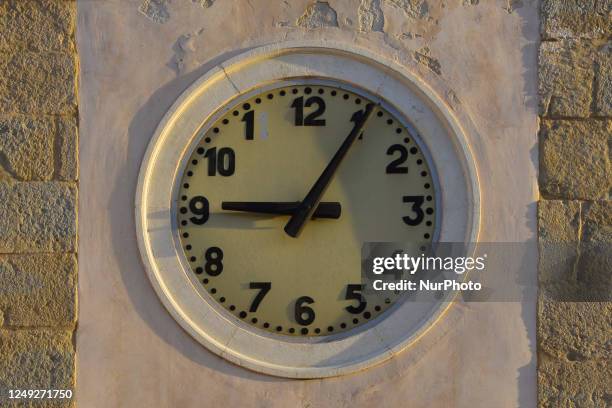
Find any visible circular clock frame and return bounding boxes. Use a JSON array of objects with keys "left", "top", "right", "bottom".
[{"left": 136, "top": 41, "right": 480, "bottom": 378}]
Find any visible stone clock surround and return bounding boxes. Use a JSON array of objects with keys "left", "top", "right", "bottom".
[
  {"left": 0, "top": 0, "right": 609, "bottom": 407},
  {"left": 135, "top": 43, "right": 480, "bottom": 378}
]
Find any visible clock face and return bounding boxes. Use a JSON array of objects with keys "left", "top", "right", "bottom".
[{"left": 176, "top": 82, "right": 437, "bottom": 337}]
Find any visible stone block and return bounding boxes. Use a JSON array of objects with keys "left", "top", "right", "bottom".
[
  {"left": 538, "top": 200, "right": 580, "bottom": 289},
  {"left": 0, "top": 254, "right": 76, "bottom": 327},
  {"left": 0, "top": 0, "right": 75, "bottom": 52},
  {"left": 538, "top": 299, "right": 611, "bottom": 362},
  {"left": 541, "top": 0, "right": 611, "bottom": 40},
  {"left": 576, "top": 201, "right": 612, "bottom": 298},
  {"left": 539, "top": 40, "right": 594, "bottom": 117},
  {"left": 0, "top": 329, "right": 74, "bottom": 407},
  {"left": 539, "top": 120, "right": 610, "bottom": 200},
  {"left": 56, "top": 116, "right": 78, "bottom": 181},
  {"left": 0, "top": 52, "right": 76, "bottom": 115},
  {"left": 0, "top": 115, "right": 78, "bottom": 181},
  {"left": 594, "top": 43, "right": 612, "bottom": 116},
  {"left": 538, "top": 355, "right": 611, "bottom": 408},
  {"left": 0, "top": 182, "right": 77, "bottom": 253}
]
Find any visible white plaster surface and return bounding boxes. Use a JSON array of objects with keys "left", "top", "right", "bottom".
[{"left": 77, "top": 0, "right": 539, "bottom": 406}]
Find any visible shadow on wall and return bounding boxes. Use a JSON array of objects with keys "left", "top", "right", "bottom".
[
  {"left": 515, "top": 2, "right": 540, "bottom": 408},
  {"left": 109, "top": 47, "right": 287, "bottom": 382}
]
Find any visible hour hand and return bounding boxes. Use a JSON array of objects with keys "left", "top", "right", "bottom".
[{"left": 221, "top": 201, "right": 341, "bottom": 219}]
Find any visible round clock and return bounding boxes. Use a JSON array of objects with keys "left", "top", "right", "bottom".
[{"left": 136, "top": 42, "right": 479, "bottom": 378}]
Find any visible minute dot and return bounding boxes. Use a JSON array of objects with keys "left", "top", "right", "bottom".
[
  {"left": 421, "top": 171, "right": 428, "bottom": 177},
  {"left": 426, "top": 208, "right": 434, "bottom": 215},
  {"left": 239, "top": 311, "right": 247, "bottom": 318},
  {"left": 426, "top": 221, "right": 432, "bottom": 226},
  {"left": 355, "top": 98, "right": 361, "bottom": 104},
  {"left": 340, "top": 323, "right": 347, "bottom": 328},
  {"left": 301, "top": 328, "right": 308, "bottom": 335},
  {"left": 187, "top": 171, "right": 193, "bottom": 177},
  {"left": 191, "top": 159, "right": 198, "bottom": 165},
  {"left": 233, "top": 110, "right": 239, "bottom": 116},
  {"left": 229, "top": 305, "right": 236, "bottom": 311},
  {"left": 196, "top": 267, "right": 203, "bottom": 274},
  {"left": 387, "top": 119, "right": 393, "bottom": 125},
  {"left": 375, "top": 305, "right": 381, "bottom": 312},
  {"left": 424, "top": 233, "right": 431, "bottom": 239},
  {"left": 292, "top": 88, "right": 298, "bottom": 94},
  {"left": 426, "top": 195, "right": 432, "bottom": 201},
  {"left": 352, "top": 318, "right": 358, "bottom": 324},
  {"left": 243, "top": 103, "right": 251, "bottom": 110},
  {"left": 181, "top": 220, "right": 187, "bottom": 226},
  {"left": 331, "top": 90, "right": 337, "bottom": 96},
  {"left": 263, "top": 323, "right": 270, "bottom": 328},
  {"left": 251, "top": 317, "right": 257, "bottom": 323},
  {"left": 197, "top": 147, "right": 204, "bottom": 154},
  {"left": 205, "top": 137, "right": 211, "bottom": 143},
  {"left": 327, "top": 326, "right": 334, "bottom": 332},
  {"left": 213, "top": 127, "right": 219, "bottom": 133},
  {"left": 377, "top": 111, "right": 383, "bottom": 117},
  {"left": 424, "top": 183, "right": 431, "bottom": 189},
  {"left": 396, "top": 128, "right": 402, "bottom": 134},
  {"left": 211, "top": 288, "right": 217, "bottom": 294},
  {"left": 181, "top": 195, "right": 187, "bottom": 201},
  {"left": 289, "top": 328, "right": 295, "bottom": 334},
  {"left": 318, "top": 88, "right": 324, "bottom": 94},
  {"left": 276, "top": 326, "right": 282, "bottom": 332},
  {"left": 410, "top": 147, "right": 418, "bottom": 154},
  {"left": 182, "top": 232, "right": 189, "bottom": 238},
  {"left": 280, "top": 90, "right": 286, "bottom": 96},
  {"left": 183, "top": 183, "right": 189, "bottom": 189},
  {"left": 220, "top": 297, "right": 225, "bottom": 303},
  {"left": 304, "top": 87, "right": 312, "bottom": 94},
  {"left": 364, "top": 312, "right": 371, "bottom": 319},
  {"left": 417, "top": 159, "right": 423, "bottom": 165},
  {"left": 190, "top": 256, "right": 196, "bottom": 262},
  {"left": 314, "top": 328, "right": 321, "bottom": 334},
  {"left": 222, "top": 119, "right": 229, "bottom": 125},
  {"left": 255, "top": 98, "right": 262, "bottom": 104},
  {"left": 343, "top": 94, "right": 349, "bottom": 100},
  {"left": 267, "top": 93, "right": 273, "bottom": 100}
]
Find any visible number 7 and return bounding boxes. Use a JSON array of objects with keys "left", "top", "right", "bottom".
[{"left": 249, "top": 282, "right": 271, "bottom": 312}]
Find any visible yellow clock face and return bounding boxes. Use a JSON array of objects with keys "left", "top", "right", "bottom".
[{"left": 176, "top": 83, "right": 437, "bottom": 337}]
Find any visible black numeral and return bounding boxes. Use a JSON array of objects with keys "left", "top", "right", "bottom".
[
  {"left": 345, "top": 284, "right": 367, "bottom": 314},
  {"left": 248, "top": 282, "right": 271, "bottom": 312},
  {"left": 204, "top": 247, "right": 223, "bottom": 276},
  {"left": 294, "top": 296, "right": 315, "bottom": 326},
  {"left": 402, "top": 196, "right": 425, "bottom": 226},
  {"left": 386, "top": 145, "right": 408, "bottom": 174},
  {"left": 188, "top": 196, "right": 209, "bottom": 225},
  {"left": 241, "top": 110, "right": 254, "bottom": 140},
  {"left": 291, "top": 96, "right": 326, "bottom": 126},
  {"left": 204, "top": 147, "right": 235, "bottom": 176}
]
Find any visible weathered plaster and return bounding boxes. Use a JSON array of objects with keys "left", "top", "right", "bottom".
[{"left": 77, "top": 0, "right": 539, "bottom": 406}]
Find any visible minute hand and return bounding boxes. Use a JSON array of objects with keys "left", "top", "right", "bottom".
[{"left": 284, "top": 103, "right": 376, "bottom": 238}]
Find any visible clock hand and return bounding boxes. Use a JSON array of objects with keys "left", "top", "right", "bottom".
[
  {"left": 221, "top": 201, "right": 341, "bottom": 219},
  {"left": 284, "top": 103, "right": 376, "bottom": 238}
]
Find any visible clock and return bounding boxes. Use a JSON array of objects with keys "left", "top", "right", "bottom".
[
  {"left": 176, "top": 82, "right": 437, "bottom": 337},
  {"left": 136, "top": 42, "right": 479, "bottom": 377}
]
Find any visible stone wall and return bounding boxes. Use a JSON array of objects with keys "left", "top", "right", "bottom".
[
  {"left": 537, "top": 1, "right": 611, "bottom": 407},
  {"left": 0, "top": 1, "right": 78, "bottom": 406}
]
